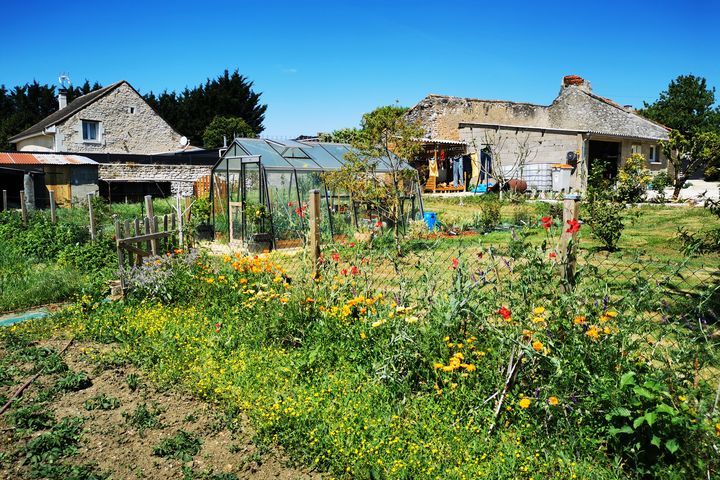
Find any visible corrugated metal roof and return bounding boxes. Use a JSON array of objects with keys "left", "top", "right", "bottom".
[{"left": 0, "top": 152, "right": 98, "bottom": 166}]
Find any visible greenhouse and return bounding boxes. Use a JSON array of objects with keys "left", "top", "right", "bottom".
[{"left": 210, "top": 138, "right": 424, "bottom": 250}]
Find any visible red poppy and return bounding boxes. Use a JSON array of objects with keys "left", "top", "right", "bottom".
[
  {"left": 349, "top": 242, "right": 356, "bottom": 247},
  {"left": 288, "top": 201, "right": 294, "bottom": 207},
  {"left": 549, "top": 252, "right": 557, "bottom": 259},
  {"left": 350, "top": 266, "right": 360, "bottom": 275},
  {"left": 497, "top": 306, "right": 512, "bottom": 320},
  {"left": 375, "top": 220, "right": 382, "bottom": 228},
  {"left": 295, "top": 207, "right": 305, "bottom": 218},
  {"left": 451, "top": 257, "right": 459, "bottom": 270},
  {"left": 340, "top": 268, "right": 348, "bottom": 276},
  {"left": 361, "top": 257, "right": 370, "bottom": 264},
  {"left": 566, "top": 219, "right": 581, "bottom": 234},
  {"left": 541, "top": 216, "right": 552, "bottom": 229},
  {"left": 477, "top": 252, "right": 483, "bottom": 259},
  {"left": 215, "top": 322, "right": 222, "bottom": 332},
  {"left": 331, "top": 252, "right": 340, "bottom": 262}
]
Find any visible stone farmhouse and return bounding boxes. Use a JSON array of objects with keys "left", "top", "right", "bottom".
[
  {"left": 8, "top": 81, "right": 215, "bottom": 200},
  {"left": 406, "top": 75, "right": 670, "bottom": 192}
]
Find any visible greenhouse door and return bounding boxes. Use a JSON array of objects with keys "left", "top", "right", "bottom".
[{"left": 229, "top": 201, "right": 243, "bottom": 243}]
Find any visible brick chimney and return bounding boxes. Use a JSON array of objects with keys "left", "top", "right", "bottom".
[
  {"left": 562, "top": 75, "right": 591, "bottom": 92},
  {"left": 58, "top": 88, "right": 68, "bottom": 110}
]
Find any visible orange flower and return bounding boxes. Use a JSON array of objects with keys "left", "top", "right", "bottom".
[
  {"left": 519, "top": 398, "right": 531, "bottom": 409},
  {"left": 532, "top": 340, "right": 543, "bottom": 352},
  {"left": 586, "top": 326, "right": 600, "bottom": 341},
  {"left": 573, "top": 316, "right": 586, "bottom": 325},
  {"left": 548, "top": 396, "right": 559, "bottom": 406}
]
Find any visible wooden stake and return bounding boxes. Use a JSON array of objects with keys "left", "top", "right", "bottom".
[
  {"left": 114, "top": 216, "right": 126, "bottom": 292},
  {"left": 145, "top": 196, "right": 157, "bottom": 255},
  {"left": 560, "top": 194, "right": 581, "bottom": 290},
  {"left": 87, "top": 193, "right": 96, "bottom": 242},
  {"left": 309, "top": 189, "right": 321, "bottom": 276},
  {"left": 49, "top": 190, "right": 57, "bottom": 224},
  {"left": 20, "top": 190, "right": 27, "bottom": 225}
]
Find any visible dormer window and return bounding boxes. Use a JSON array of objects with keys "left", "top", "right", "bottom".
[{"left": 82, "top": 120, "right": 100, "bottom": 142}]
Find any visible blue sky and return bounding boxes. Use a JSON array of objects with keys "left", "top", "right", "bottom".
[{"left": 1, "top": 0, "right": 718, "bottom": 138}]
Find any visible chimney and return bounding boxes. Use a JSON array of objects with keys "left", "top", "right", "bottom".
[
  {"left": 624, "top": 105, "right": 635, "bottom": 112},
  {"left": 562, "top": 75, "right": 591, "bottom": 92},
  {"left": 58, "top": 88, "right": 67, "bottom": 110}
]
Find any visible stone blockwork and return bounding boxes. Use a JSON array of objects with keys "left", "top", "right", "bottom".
[
  {"left": 56, "top": 82, "right": 182, "bottom": 154},
  {"left": 99, "top": 163, "right": 211, "bottom": 195}
]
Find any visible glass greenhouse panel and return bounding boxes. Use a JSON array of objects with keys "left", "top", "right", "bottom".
[{"left": 266, "top": 171, "right": 305, "bottom": 249}]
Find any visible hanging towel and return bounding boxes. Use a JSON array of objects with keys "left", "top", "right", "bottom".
[
  {"left": 429, "top": 158, "right": 439, "bottom": 177},
  {"left": 470, "top": 152, "right": 480, "bottom": 185}
]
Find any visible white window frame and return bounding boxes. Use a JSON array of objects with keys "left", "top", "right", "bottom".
[
  {"left": 81, "top": 120, "right": 102, "bottom": 144},
  {"left": 649, "top": 145, "right": 661, "bottom": 164},
  {"left": 631, "top": 144, "right": 642, "bottom": 155}
]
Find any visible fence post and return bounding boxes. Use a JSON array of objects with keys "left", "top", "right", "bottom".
[
  {"left": 144, "top": 195, "right": 158, "bottom": 255},
  {"left": 176, "top": 193, "right": 184, "bottom": 248},
  {"left": 2, "top": 190, "right": 6, "bottom": 211},
  {"left": 20, "top": 190, "right": 27, "bottom": 226},
  {"left": 560, "top": 194, "right": 581, "bottom": 290},
  {"left": 114, "top": 216, "right": 126, "bottom": 292},
  {"left": 87, "top": 192, "right": 96, "bottom": 242},
  {"left": 309, "top": 189, "right": 322, "bottom": 276},
  {"left": 49, "top": 190, "right": 57, "bottom": 224}
]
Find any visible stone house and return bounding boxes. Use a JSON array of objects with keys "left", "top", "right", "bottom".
[
  {"left": 8, "top": 81, "right": 213, "bottom": 198},
  {"left": 406, "top": 75, "right": 670, "bottom": 191}
]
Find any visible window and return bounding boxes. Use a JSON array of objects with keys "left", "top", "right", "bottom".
[
  {"left": 631, "top": 144, "right": 642, "bottom": 155},
  {"left": 127, "top": 106, "right": 136, "bottom": 114},
  {"left": 82, "top": 120, "right": 100, "bottom": 142},
  {"left": 649, "top": 145, "right": 660, "bottom": 163}
]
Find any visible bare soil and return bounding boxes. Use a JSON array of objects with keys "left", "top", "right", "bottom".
[{"left": 0, "top": 338, "right": 322, "bottom": 479}]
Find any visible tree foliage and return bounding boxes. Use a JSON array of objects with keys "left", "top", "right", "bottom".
[
  {"left": 0, "top": 80, "right": 102, "bottom": 150},
  {"left": 144, "top": 69, "right": 267, "bottom": 147},
  {"left": 202, "top": 116, "right": 255, "bottom": 148},
  {"left": 660, "top": 130, "right": 720, "bottom": 198},
  {"left": 318, "top": 127, "right": 361, "bottom": 144},
  {"left": 640, "top": 75, "right": 719, "bottom": 135}
]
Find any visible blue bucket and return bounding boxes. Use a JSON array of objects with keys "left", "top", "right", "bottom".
[{"left": 423, "top": 211, "right": 438, "bottom": 230}]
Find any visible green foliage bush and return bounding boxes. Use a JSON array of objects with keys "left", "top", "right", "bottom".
[
  {"left": 475, "top": 194, "right": 502, "bottom": 232},
  {"left": 585, "top": 198, "right": 626, "bottom": 251},
  {"left": 616, "top": 154, "right": 652, "bottom": 203},
  {"left": 651, "top": 171, "right": 672, "bottom": 191}
]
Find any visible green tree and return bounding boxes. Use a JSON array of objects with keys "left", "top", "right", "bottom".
[
  {"left": 202, "top": 116, "right": 255, "bottom": 148},
  {"left": 318, "top": 127, "right": 361, "bottom": 143},
  {"left": 145, "top": 69, "right": 266, "bottom": 146},
  {"left": 640, "top": 75, "right": 719, "bottom": 135},
  {"left": 661, "top": 130, "right": 720, "bottom": 199},
  {"left": 324, "top": 105, "right": 423, "bottom": 252}
]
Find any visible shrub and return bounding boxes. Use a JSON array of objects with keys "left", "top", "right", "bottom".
[
  {"left": 704, "top": 165, "right": 720, "bottom": 181},
  {"left": 651, "top": 171, "right": 672, "bottom": 191},
  {"left": 585, "top": 197, "right": 625, "bottom": 251},
  {"left": 124, "top": 249, "right": 202, "bottom": 303},
  {"left": 475, "top": 194, "right": 501, "bottom": 232},
  {"left": 616, "top": 153, "right": 652, "bottom": 203}
]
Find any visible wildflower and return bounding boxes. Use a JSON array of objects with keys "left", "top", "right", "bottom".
[
  {"left": 519, "top": 398, "right": 531, "bottom": 409},
  {"left": 678, "top": 395, "right": 686, "bottom": 402},
  {"left": 375, "top": 220, "right": 382, "bottom": 228},
  {"left": 350, "top": 266, "right": 360, "bottom": 275},
  {"left": 541, "top": 216, "right": 552, "bottom": 229},
  {"left": 206, "top": 278, "right": 215, "bottom": 284},
  {"left": 532, "top": 317, "right": 545, "bottom": 324},
  {"left": 288, "top": 201, "right": 294, "bottom": 207},
  {"left": 215, "top": 322, "right": 222, "bottom": 332},
  {"left": 549, "top": 252, "right": 557, "bottom": 259},
  {"left": 331, "top": 252, "right": 340, "bottom": 262},
  {"left": 305, "top": 297, "right": 315, "bottom": 303},
  {"left": 280, "top": 297, "right": 289, "bottom": 304},
  {"left": 586, "top": 326, "right": 600, "bottom": 341},
  {"left": 566, "top": 219, "right": 581, "bottom": 234},
  {"left": 349, "top": 242, "right": 356, "bottom": 247},
  {"left": 715, "top": 423, "right": 720, "bottom": 437},
  {"left": 533, "top": 306, "right": 545, "bottom": 315},
  {"left": 464, "top": 364, "right": 477, "bottom": 372},
  {"left": 451, "top": 258, "right": 459, "bottom": 270},
  {"left": 548, "top": 396, "right": 559, "bottom": 406},
  {"left": 405, "top": 316, "right": 419, "bottom": 324},
  {"left": 497, "top": 306, "right": 512, "bottom": 320},
  {"left": 606, "top": 310, "right": 618, "bottom": 318},
  {"left": 371, "top": 319, "right": 386, "bottom": 328},
  {"left": 433, "top": 363, "right": 444, "bottom": 370},
  {"left": 532, "top": 340, "right": 543, "bottom": 352},
  {"left": 360, "top": 332, "right": 367, "bottom": 340}
]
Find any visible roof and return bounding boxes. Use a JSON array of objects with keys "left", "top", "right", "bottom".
[
  {"left": 0, "top": 152, "right": 98, "bottom": 166},
  {"left": 8, "top": 81, "right": 125, "bottom": 143}
]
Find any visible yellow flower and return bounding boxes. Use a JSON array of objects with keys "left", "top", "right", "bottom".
[
  {"left": 360, "top": 332, "right": 367, "bottom": 340},
  {"left": 573, "top": 316, "right": 586, "bottom": 325},
  {"left": 606, "top": 310, "right": 618, "bottom": 318},
  {"left": 532, "top": 340, "right": 543, "bottom": 352},
  {"left": 715, "top": 423, "right": 720, "bottom": 437},
  {"left": 405, "top": 316, "right": 419, "bottom": 324},
  {"left": 548, "top": 396, "right": 559, "bottom": 406},
  {"left": 586, "top": 326, "right": 600, "bottom": 341},
  {"left": 519, "top": 398, "right": 531, "bottom": 409},
  {"left": 532, "top": 317, "right": 545, "bottom": 324},
  {"left": 371, "top": 319, "right": 386, "bottom": 328},
  {"left": 206, "top": 278, "right": 214, "bottom": 284},
  {"left": 464, "top": 364, "right": 477, "bottom": 372},
  {"left": 433, "top": 362, "right": 444, "bottom": 370},
  {"left": 533, "top": 306, "right": 545, "bottom": 315}
]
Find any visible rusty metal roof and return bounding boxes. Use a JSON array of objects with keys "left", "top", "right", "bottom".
[{"left": 0, "top": 152, "right": 98, "bottom": 166}]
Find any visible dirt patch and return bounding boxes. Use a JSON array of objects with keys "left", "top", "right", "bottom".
[{"left": 0, "top": 338, "right": 322, "bottom": 479}]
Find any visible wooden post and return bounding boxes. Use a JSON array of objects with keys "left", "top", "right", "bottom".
[
  {"left": 20, "top": 190, "right": 27, "bottom": 225},
  {"left": 152, "top": 216, "right": 159, "bottom": 255},
  {"left": 134, "top": 218, "right": 142, "bottom": 265},
  {"left": 144, "top": 196, "right": 157, "bottom": 256},
  {"left": 114, "top": 216, "right": 126, "bottom": 292},
  {"left": 163, "top": 214, "right": 169, "bottom": 251},
  {"left": 176, "top": 193, "right": 184, "bottom": 248},
  {"left": 560, "top": 194, "right": 581, "bottom": 290},
  {"left": 87, "top": 192, "right": 96, "bottom": 242},
  {"left": 49, "top": 191, "right": 57, "bottom": 224},
  {"left": 2, "top": 190, "right": 7, "bottom": 211},
  {"left": 309, "top": 189, "right": 321, "bottom": 276}
]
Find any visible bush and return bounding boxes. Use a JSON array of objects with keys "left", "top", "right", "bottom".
[
  {"left": 616, "top": 154, "right": 652, "bottom": 203},
  {"left": 124, "top": 249, "right": 202, "bottom": 303},
  {"left": 585, "top": 198, "right": 625, "bottom": 251},
  {"left": 475, "top": 194, "right": 501, "bottom": 232},
  {"left": 704, "top": 165, "right": 720, "bottom": 181},
  {"left": 651, "top": 171, "right": 672, "bottom": 191}
]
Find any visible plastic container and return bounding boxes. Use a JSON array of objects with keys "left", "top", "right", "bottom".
[
  {"left": 551, "top": 164, "right": 573, "bottom": 192},
  {"left": 423, "top": 211, "right": 438, "bottom": 230}
]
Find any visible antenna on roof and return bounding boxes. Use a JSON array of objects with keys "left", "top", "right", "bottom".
[{"left": 58, "top": 73, "right": 71, "bottom": 90}]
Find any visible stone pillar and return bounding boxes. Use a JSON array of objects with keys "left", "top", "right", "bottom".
[{"left": 23, "top": 174, "right": 35, "bottom": 211}]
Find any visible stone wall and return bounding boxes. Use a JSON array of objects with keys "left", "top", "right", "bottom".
[
  {"left": 98, "top": 163, "right": 212, "bottom": 195},
  {"left": 56, "top": 82, "right": 182, "bottom": 154}
]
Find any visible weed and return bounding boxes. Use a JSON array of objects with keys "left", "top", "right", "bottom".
[
  {"left": 30, "top": 463, "right": 108, "bottom": 480},
  {"left": 55, "top": 371, "right": 92, "bottom": 392},
  {"left": 83, "top": 393, "right": 121, "bottom": 411},
  {"left": 153, "top": 430, "right": 202, "bottom": 461},
  {"left": 126, "top": 373, "right": 140, "bottom": 391},
  {"left": 24, "top": 416, "right": 84, "bottom": 465},
  {"left": 9, "top": 404, "right": 55, "bottom": 431},
  {"left": 181, "top": 466, "right": 238, "bottom": 480},
  {"left": 122, "top": 402, "right": 162, "bottom": 435},
  {"left": 184, "top": 412, "right": 198, "bottom": 423}
]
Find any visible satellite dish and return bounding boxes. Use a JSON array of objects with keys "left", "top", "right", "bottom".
[
  {"left": 179, "top": 136, "right": 189, "bottom": 147},
  {"left": 58, "top": 74, "right": 71, "bottom": 89}
]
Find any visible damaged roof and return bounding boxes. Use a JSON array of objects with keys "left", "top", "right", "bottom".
[
  {"left": 0, "top": 152, "right": 98, "bottom": 166},
  {"left": 8, "top": 81, "right": 125, "bottom": 143}
]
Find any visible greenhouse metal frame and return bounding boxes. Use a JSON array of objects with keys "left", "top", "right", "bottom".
[{"left": 210, "top": 138, "right": 424, "bottom": 249}]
